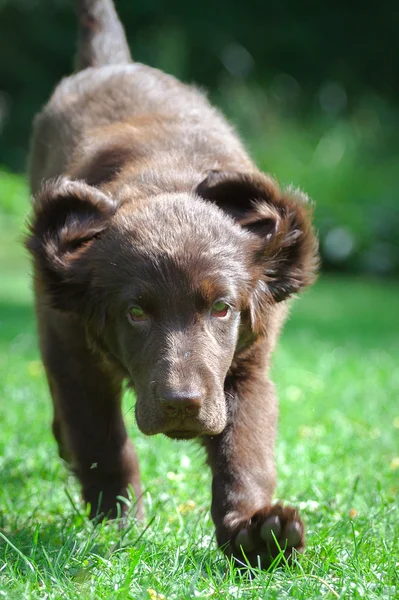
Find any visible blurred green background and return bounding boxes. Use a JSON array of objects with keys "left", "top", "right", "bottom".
[{"left": 0, "top": 0, "right": 398, "bottom": 274}]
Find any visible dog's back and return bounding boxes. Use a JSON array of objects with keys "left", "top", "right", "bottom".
[{"left": 29, "top": 0, "right": 252, "bottom": 194}]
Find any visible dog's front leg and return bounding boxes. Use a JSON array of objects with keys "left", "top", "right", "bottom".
[
  {"left": 39, "top": 307, "right": 143, "bottom": 521},
  {"left": 204, "top": 371, "right": 305, "bottom": 569}
]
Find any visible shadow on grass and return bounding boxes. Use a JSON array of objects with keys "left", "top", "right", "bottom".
[
  {"left": 0, "top": 518, "right": 110, "bottom": 580},
  {"left": 0, "top": 501, "right": 149, "bottom": 583}
]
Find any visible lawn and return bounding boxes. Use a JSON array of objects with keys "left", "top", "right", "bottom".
[{"left": 0, "top": 176, "right": 398, "bottom": 599}]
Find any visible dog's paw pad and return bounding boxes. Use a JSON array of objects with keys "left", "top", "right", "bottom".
[
  {"left": 284, "top": 520, "right": 302, "bottom": 547},
  {"left": 232, "top": 503, "right": 305, "bottom": 568},
  {"left": 260, "top": 514, "right": 281, "bottom": 543},
  {"left": 235, "top": 528, "right": 255, "bottom": 552}
]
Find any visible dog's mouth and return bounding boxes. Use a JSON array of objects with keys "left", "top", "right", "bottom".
[{"left": 165, "top": 429, "right": 199, "bottom": 440}]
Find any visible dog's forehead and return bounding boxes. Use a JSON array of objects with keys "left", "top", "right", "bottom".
[
  {"left": 101, "top": 194, "right": 252, "bottom": 301},
  {"left": 113, "top": 193, "right": 249, "bottom": 262}
]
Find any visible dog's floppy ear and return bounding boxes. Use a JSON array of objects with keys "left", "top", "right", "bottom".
[
  {"left": 26, "top": 177, "right": 117, "bottom": 311},
  {"left": 196, "top": 170, "right": 318, "bottom": 310}
]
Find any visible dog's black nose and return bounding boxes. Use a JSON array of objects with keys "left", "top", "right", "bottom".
[{"left": 160, "top": 388, "right": 203, "bottom": 415}]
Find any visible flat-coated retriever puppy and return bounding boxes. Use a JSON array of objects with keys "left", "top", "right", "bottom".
[{"left": 26, "top": 0, "right": 318, "bottom": 568}]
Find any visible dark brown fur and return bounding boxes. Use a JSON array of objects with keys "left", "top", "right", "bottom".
[{"left": 26, "top": 0, "right": 318, "bottom": 568}]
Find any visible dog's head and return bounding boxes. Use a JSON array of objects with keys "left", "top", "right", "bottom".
[{"left": 27, "top": 172, "right": 318, "bottom": 438}]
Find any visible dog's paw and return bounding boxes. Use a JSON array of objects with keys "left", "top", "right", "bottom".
[{"left": 231, "top": 503, "right": 305, "bottom": 569}]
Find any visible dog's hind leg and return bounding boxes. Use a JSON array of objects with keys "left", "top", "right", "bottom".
[{"left": 75, "top": 0, "right": 132, "bottom": 71}]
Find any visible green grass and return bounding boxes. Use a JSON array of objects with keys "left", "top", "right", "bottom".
[{"left": 0, "top": 176, "right": 398, "bottom": 599}]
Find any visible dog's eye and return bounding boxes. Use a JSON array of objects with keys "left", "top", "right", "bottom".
[
  {"left": 127, "top": 305, "right": 148, "bottom": 323},
  {"left": 211, "top": 301, "right": 230, "bottom": 318}
]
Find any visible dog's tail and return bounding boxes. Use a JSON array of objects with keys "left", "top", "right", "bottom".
[{"left": 75, "top": 0, "right": 132, "bottom": 71}]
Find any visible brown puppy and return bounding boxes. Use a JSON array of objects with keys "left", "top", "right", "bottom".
[{"left": 26, "top": 0, "right": 318, "bottom": 568}]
